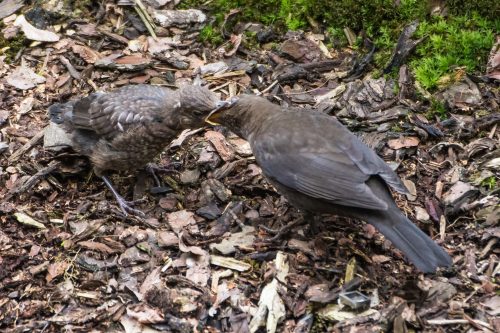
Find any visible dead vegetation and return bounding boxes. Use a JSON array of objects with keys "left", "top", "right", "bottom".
[{"left": 0, "top": 1, "right": 499, "bottom": 332}]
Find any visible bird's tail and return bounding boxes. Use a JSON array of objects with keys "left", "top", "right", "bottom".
[
  {"left": 48, "top": 101, "right": 75, "bottom": 125},
  {"left": 49, "top": 93, "right": 101, "bottom": 130},
  {"left": 366, "top": 208, "right": 452, "bottom": 273}
]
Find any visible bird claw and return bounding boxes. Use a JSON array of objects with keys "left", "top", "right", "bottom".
[
  {"left": 146, "top": 162, "right": 181, "bottom": 174},
  {"left": 259, "top": 217, "right": 305, "bottom": 242},
  {"left": 115, "top": 196, "right": 146, "bottom": 218}
]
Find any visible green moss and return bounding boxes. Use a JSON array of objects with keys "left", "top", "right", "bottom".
[
  {"left": 325, "top": 27, "right": 348, "bottom": 48},
  {"left": 181, "top": 0, "right": 497, "bottom": 92},
  {"left": 62, "top": 0, "right": 94, "bottom": 17},
  {"left": 391, "top": 123, "right": 404, "bottom": 132},
  {"left": 426, "top": 98, "right": 448, "bottom": 120},
  {"left": 0, "top": 26, "right": 28, "bottom": 63},
  {"left": 243, "top": 31, "right": 259, "bottom": 49},
  {"left": 447, "top": 0, "right": 500, "bottom": 22},
  {"left": 411, "top": 14, "right": 496, "bottom": 91},
  {"left": 199, "top": 25, "right": 224, "bottom": 45},
  {"left": 480, "top": 176, "right": 497, "bottom": 190}
]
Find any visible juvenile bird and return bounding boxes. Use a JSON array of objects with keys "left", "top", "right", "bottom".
[
  {"left": 49, "top": 84, "right": 223, "bottom": 216},
  {"left": 207, "top": 95, "right": 452, "bottom": 273}
]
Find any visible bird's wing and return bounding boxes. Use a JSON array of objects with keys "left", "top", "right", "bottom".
[
  {"left": 74, "top": 85, "right": 175, "bottom": 140},
  {"left": 252, "top": 113, "right": 406, "bottom": 210}
]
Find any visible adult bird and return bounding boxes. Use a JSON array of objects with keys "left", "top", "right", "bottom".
[
  {"left": 206, "top": 95, "right": 452, "bottom": 273},
  {"left": 49, "top": 84, "right": 224, "bottom": 216}
]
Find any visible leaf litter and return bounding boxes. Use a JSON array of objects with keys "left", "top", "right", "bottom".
[{"left": 0, "top": 1, "right": 499, "bottom": 332}]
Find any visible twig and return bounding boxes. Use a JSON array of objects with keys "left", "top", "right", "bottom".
[
  {"left": 259, "top": 216, "right": 304, "bottom": 242},
  {"left": 134, "top": 0, "right": 157, "bottom": 40},
  {"left": 427, "top": 318, "right": 493, "bottom": 331},
  {"left": 8, "top": 129, "right": 44, "bottom": 163},
  {"left": 59, "top": 55, "right": 81, "bottom": 80},
  {"left": 258, "top": 80, "right": 278, "bottom": 95},
  {"left": 97, "top": 28, "right": 129, "bottom": 44},
  {"left": 11, "top": 161, "right": 61, "bottom": 194}
]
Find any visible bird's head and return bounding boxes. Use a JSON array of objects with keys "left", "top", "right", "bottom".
[
  {"left": 205, "top": 95, "right": 272, "bottom": 139},
  {"left": 205, "top": 96, "right": 240, "bottom": 126},
  {"left": 176, "top": 85, "right": 222, "bottom": 128}
]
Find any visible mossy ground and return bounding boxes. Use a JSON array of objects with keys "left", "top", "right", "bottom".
[
  {"left": 0, "top": 24, "right": 28, "bottom": 63},
  {"left": 183, "top": 0, "right": 499, "bottom": 92}
]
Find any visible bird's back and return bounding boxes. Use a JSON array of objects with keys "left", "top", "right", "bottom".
[
  {"left": 242, "top": 101, "right": 451, "bottom": 272},
  {"left": 48, "top": 85, "right": 180, "bottom": 174}
]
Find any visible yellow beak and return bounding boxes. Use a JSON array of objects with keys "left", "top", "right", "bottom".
[
  {"left": 205, "top": 108, "right": 223, "bottom": 125},
  {"left": 205, "top": 97, "right": 238, "bottom": 125}
]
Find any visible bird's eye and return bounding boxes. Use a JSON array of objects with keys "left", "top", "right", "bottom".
[{"left": 193, "top": 110, "right": 205, "bottom": 116}]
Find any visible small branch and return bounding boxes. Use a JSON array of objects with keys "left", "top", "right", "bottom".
[
  {"left": 8, "top": 129, "right": 44, "bottom": 163},
  {"left": 427, "top": 318, "right": 493, "bottom": 331},
  {"left": 10, "top": 161, "right": 61, "bottom": 194},
  {"left": 134, "top": 0, "right": 157, "bottom": 40},
  {"left": 59, "top": 56, "right": 81, "bottom": 80}
]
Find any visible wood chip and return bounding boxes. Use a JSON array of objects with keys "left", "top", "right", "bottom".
[
  {"left": 210, "top": 255, "right": 251, "bottom": 272},
  {"left": 14, "top": 212, "right": 46, "bottom": 229}
]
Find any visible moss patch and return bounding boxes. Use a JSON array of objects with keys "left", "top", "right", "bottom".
[
  {"left": 182, "top": 0, "right": 497, "bottom": 91},
  {"left": 0, "top": 25, "right": 28, "bottom": 63}
]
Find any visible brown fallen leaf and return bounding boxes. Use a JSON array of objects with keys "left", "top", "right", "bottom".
[
  {"left": 167, "top": 210, "right": 196, "bottom": 234},
  {"left": 71, "top": 44, "right": 102, "bottom": 63},
  {"left": 77, "top": 241, "right": 117, "bottom": 254},
  {"left": 6, "top": 63, "right": 46, "bottom": 90},
  {"left": 46, "top": 261, "right": 69, "bottom": 283},
  {"left": 387, "top": 136, "right": 420, "bottom": 149},
  {"left": 126, "top": 304, "right": 164, "bottom": 324},
  {"left": 205, "top": 130, "right": 236, "bottom": 161},
  {"left": 372, "top": 254, "right": 392, "bottom": 264},
  {"left": 157, "top": 231, "right": 179, "bottom": 247}
]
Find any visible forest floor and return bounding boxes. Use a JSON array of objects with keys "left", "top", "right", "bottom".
[{"left": 0, "top": 1, "right": 499, "bottom": 332}]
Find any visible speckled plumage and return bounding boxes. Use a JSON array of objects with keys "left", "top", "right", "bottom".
[{"left": 49, "top": 84, "right": 219, "bottom": 175}]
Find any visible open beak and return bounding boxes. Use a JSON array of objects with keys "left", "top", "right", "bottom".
[{"left": 205, "top": 97, "right": 238, "bottom": 125}]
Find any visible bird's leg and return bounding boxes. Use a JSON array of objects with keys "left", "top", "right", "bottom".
[
  {"left": 145, "top": 164, "right": 162, "bottom": 187},
  {"left": 259, "top": 216, "right": 305, "bottom": 242},
  {"left": 145, "top": 162, "right": 181, "bottom": 187},
  {"left": 304, "top": 212, "right": 322, "bottom": 234},
  {"left": 101, "top": 175, "right": 145, "bottom": 217}
]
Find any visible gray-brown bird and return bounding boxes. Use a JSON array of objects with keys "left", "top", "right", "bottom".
[
  {"left": 49, "top": 84, "right": 223, "bottom": 216},
  {"left": 207, "top": 95, "right": 452, "bottom": 273}
]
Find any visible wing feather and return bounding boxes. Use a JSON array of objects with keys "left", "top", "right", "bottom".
[
  {"left": 86, "top": 85, "right": 176, "bottom": 140},
  {"left": 251, "top": 111, "right": 407, "bottom": 210}
]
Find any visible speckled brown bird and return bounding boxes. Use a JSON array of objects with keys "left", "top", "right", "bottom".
[
  {"left": 49, "top": 84, "right": 223, "bottom": 216},
  {"left": 207, "top": 95, "right": 452, "bottom": 273}
]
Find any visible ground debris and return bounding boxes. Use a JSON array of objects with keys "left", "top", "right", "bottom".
[{"left": 0, "top": 1, "right": 498, "bottom": 332}]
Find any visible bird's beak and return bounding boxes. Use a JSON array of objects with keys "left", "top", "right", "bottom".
[{"left": 205, "top": 97, "right": 238, "bottom": 125}]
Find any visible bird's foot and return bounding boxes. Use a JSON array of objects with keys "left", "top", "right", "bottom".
[
  {"left": 145, "top": 163, "right": 181, "bottom": 187},
  {"left": 101, "top": 175, "right": 146, "bottom": 218},
  {"left": 306, "top": 213, "right": 322, "bottom": 235},
  {"left": 259, "top": 216, "right": 305, "bottom": 242},
  {"left": 115, "top": 195, "right": 146, "bottom": 218},
  {"left": 146, "top": 162, "right": 182, "bottom": 174}
]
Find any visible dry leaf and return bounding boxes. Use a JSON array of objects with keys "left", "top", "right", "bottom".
[
  {"left": 205, "top": 130, "right": 235, "bottom": 161},
  {"left": 166, "top": 210, "right": 195, "bottom": 234},
  {"left": 71, "top": 44, "right": 102, "bottom": 63},
  {"left": 14, "top": 15, "right": 59, "bottom": 42},
  {"left": 6, "top": 63, "right": 45, "bottom": 90},
  {"left": 387, "top": 136, "right": 420, "bottom": 149}
]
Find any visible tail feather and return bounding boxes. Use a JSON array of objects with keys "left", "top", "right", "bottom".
[
  {"left": 48, "top": 93, "right": 101, "bottom": 130},
  {"left": 361, "top": 177, "right": 452, "bottom": 273},
  {"left": 71, "top": 94, "right": 101, "bottom": 130},
  {"left": 367, "top": 210, "right": 452, "bottom": 273},
  {"left": 48, "top": 102, "right": 74, "bottom": 125}
]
